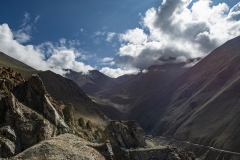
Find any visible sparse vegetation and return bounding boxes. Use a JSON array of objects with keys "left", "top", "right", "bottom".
[{"left": 1, "top": 88, "right": 9, "bottom": 94}]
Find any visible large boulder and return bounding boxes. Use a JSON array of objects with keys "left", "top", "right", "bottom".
[
  {"left": 12, "top": 134, "right": 106, "bottom": 160},
  {"left": 108, "top": 120, "right": 146, "bottom": 149}
]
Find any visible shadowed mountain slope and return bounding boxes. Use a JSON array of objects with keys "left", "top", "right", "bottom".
[
  {"left": 38, "top": 71, "right": 109, "bottom": 125},
  {"left": 130, "top": 36, "right": 240, "bottom": 152},
  {"left": 99, "top": 63, "right": 190, "bottom": 107}
]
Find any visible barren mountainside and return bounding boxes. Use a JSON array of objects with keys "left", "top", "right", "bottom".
[{"left": 130, "top": 36, "right": 240, "bottom": 152}]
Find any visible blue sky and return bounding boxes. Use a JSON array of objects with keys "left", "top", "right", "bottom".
[{"left": 0, "top": 0, "right": 240, "bottom": 77}]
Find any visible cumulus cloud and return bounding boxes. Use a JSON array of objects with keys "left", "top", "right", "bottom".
[
  {"left": 100, "top": 67, "right": 139, "bottom": 78},
  {"left": 0, "top": 23, "right": 93, "bottom": 75},
  {"left": 114, "top": 0, "right": 240, "bottom": 70},
  {"left": 119, "top": 28, "right": 147, "bottom": 45}
]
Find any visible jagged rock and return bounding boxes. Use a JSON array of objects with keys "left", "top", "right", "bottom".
[
  {"left": 93, "top": 130, "right": 102, "bottom": 142},
  {"left": 78, "top": 117, "right": 85, "bottom": 129},
  {"left": 13, "top": 74, "right": 69, "bottom": 132},
  {"left": 63, "top": 103, "right": 75, "bottom": 127},
  {"left": 102, "top": 120, "right": 148, "bottom": 159},
  {"left": 12, "top": 134, "right": 106, "bottom": 160},
  {"left": 0, "top": 92, "right": 57, "bottom": 158},
  {"left": 87, "top": 139, "right": 115, "bottom": 160},
  {"left": 0, "top": 126, "right": 16, "bottom": 142},
  {"left": 109, "top": 120, "right": 146, "bottom": 149},
  {"left": 0, "top": 137, "right": 15, "bottom": 158},
  {"left": 0, "top": 68, "right": 24, "bottom": 93},
  {"left": 86, "top": 120, "right": 93, "bottom": 131}
]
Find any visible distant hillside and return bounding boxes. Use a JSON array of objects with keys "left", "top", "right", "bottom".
[
  {"left": 65, "top": 70, "right": 130, "bottom": 119},
  {"left": 130, "top": 36, "right": 240, "bottom": 152},
  {"left": 65, "top": 70, "right": 118, "bottom": 95},
  {"left": 0, "top": 52, "right": 38, "bottom": 79}
]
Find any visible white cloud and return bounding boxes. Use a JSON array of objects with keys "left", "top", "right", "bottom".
[
  {"left": 47, "top": 50, "right": 93, "bottom": 73},
  {"left": 101, "top": 57, "right": 114, "bottom": 62},
  {"left": 119, "top": 28, "right": 147, "bottom": 45},
  {"left": 0, "top": 23, "right": 94, "bottom": 75},
  {"left": 13, "top": 25, "right": 32, "bottom": 43},
  {"left": 106, "top": 32, "right": 116, "bottom": 42},
  {"left": 115, "top": 0, "right": 240, "bottom": 70},
  {"left": 142, "top": 69, "right": 148, "bottom": 73},
  {"left": 100, "top": 67, "right": 139, "bottom": 78}
]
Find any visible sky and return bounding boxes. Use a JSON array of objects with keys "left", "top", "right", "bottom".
[{"left": 0, "top": 0, "right": 240, "bottom": 78}]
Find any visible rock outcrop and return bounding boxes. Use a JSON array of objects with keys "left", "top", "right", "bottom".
[
  {"left": 0, "top": 92, "right": 57, "bottom": 158},
  {"left": 101, "top": 120, "right": 147, "bottom": 159},
  {"left": 108, "top": 120, "right": 146, "bottom": 149},
  {"left": 13, "top": 74, "right": 69, "bottom": 131},
  {"left": 0, "top": 68, "right": 74, "bottom": 158},
  {"left": 12, "top": 134, "right": 106, "bottom": 160}
]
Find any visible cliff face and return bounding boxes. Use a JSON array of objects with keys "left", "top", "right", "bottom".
[{"left": 0, "top": 67, "right": 74, "bottom": 158}]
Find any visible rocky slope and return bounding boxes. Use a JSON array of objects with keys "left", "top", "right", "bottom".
[
  {"left": 12, "top": 134, "right": 106, "bottom": 160},
  {"left": 0, "top": 67, "right": 107, "bottom": 158}
]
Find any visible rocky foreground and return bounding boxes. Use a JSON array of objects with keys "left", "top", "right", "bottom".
[{"left": 0, "top": 67, "right": 196, "bottom": 160}]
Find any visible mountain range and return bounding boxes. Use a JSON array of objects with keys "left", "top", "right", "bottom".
[
  {"left": 0, "top": 35, "right": 240, "bottom": 159},
  {"left": 66, "top": 36, "right": 240, "bottom": 154}
]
